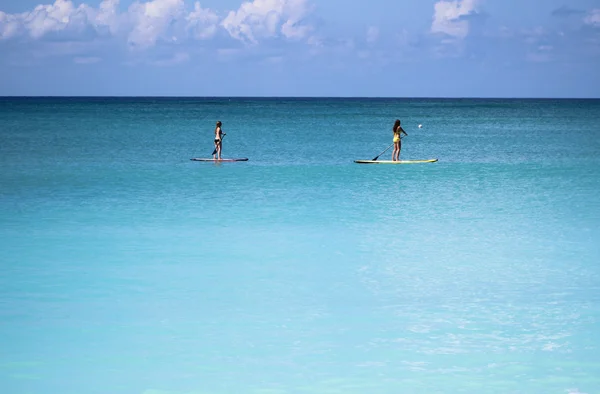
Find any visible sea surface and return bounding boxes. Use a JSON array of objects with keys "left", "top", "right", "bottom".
[{"left": 1, "top": 97, "right": 600, "bottom": 394}]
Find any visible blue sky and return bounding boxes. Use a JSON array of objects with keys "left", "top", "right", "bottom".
[{"left": 1, "top": 0, "right": 599, "bottom": 97}]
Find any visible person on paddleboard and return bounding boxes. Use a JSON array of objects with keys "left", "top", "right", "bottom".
[
  {"left": 213, "top": 121, "right": 226, "bottom": 160},
  {"left": 392, "top": 119, "right": 407, "bottom": 161}
]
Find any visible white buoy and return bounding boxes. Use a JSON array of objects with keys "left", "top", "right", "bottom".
[{"left": 418, "top": 124, "right": 422, "bottom": 129}]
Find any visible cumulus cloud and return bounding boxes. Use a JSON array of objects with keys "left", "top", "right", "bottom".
[
  {"left": 95, "top": 0, "right": 120, "bottom": 35},
  {"left": 280, "top": 0, "right": 313, "bottom": 39},
  {"left": 584, "top": 9, "right": 600, "bottom": 27},
  {"left": 186, "top": 2, "right": 219, "bottom": 39},
  {"left": 221, "top": 0, "right": 313, "bottom": 44},
  {"left": 1, "top": 0, "right": 314, "bottom": 49},
  {"left": 431, "top": 0, "right": 481, "bottom": 39},
  {"left": 19, "top": 0, "right": 85, "bottom": 39},
  {"left": 123, "top": 0, "right": 218, "bottom": 48},
  {"left": 0, "top": 11, "right": 21, "bottom": 40},
  {"left": 126, "top": 0, "right": 186, "bottom": 48},
  {"left": 0, "top": 0, "right": 119, "bottom": 41}
]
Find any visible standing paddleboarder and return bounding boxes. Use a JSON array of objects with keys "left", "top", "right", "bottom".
[
  {"left": 392, "top": 119, "right": 407, "bottom": 161},
  {"left": 213, "top": 121, "right": 226, "bottom": 160}
]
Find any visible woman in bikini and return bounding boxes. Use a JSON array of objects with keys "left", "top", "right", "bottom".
[
  {"left": 213, "top": 121, "right": 225, "bottom": 160},
  {"left": 392, "top": 119, "right": 407, "bottom": 161}
]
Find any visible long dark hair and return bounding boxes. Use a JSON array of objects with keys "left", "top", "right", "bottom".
[{"left": 393, "top": 119, "right": 401, "bottom": 132}]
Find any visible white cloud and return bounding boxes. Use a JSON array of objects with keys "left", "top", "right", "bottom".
[
  {"left": 0, "top": 11, "right": 22, "bottom": 39},
  {"left": 280, "top": 0, "right": 312, "bottom": 40},
  {"left": 186, "top": 2, "right": 218, "bottom": 39},
  {"left": 23, "top": 0, "right": 80, "bottom": 39},
  {"left": 584, "top": 9, "right": 600, "bottom": 27},
  {"left": 0, "top": 0, "right": 120, "bottom": 40},
  {"left": 4, "top": 0, "right": 75, "bottom": 39},
  {"left": 431, "top": 0, "right": 481, "bottom": 39},
  {"left": 1, "top": 0, "right": 315, "bottom": 49},
  {"left": 122, "top": 0, "right": 218, "bottom": 47},
  {"left": 95, "top": 0, "right": 120, "bottom": 35},
  {"left": 126, "top": 0, "right": 186, "bottom": 49},
  {"left": 221, "top": 0, "right": 313, "bottom": 44}
]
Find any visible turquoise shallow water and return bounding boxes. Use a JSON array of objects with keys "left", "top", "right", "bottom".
[{"left": 1, "top": 98, "right": 600, "bottom": 393}]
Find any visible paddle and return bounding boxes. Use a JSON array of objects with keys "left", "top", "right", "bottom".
[
  {"left": 211, "top": 133, "right": 226, "bottom": 156},
  {"left": 372, "top": 143, "right": 393, "bottom": 161}
]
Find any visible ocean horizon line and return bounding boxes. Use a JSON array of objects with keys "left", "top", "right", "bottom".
[{"left": 1, "top": 95, "right": 599, "bottom": 100}]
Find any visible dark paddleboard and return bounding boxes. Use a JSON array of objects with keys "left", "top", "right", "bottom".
[{"left": 191, "top": 158, "right": 248, "bottom": 162}]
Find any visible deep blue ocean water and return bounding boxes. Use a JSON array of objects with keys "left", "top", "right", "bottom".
[{"left": 1, "top": 97, "right": 600, "bottom": 394}]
